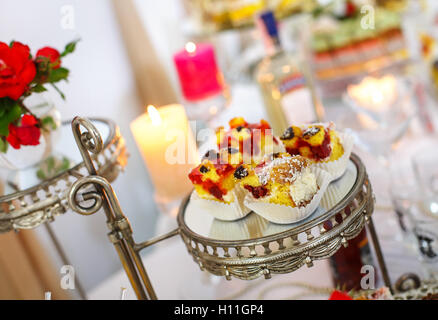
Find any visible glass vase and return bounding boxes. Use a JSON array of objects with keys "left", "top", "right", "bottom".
[{"left": 0, "top": 93, "right": 61, "bottom": 171}]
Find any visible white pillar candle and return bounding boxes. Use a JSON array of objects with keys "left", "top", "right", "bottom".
[{"left": 130, "top": 104, "right": 198, "bottom": 202}]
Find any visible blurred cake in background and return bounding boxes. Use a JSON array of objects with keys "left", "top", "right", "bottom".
[
  {"left": 186, "top": 0, "right": 317, "bottom": 32},
  {"left": 310, "top": 1, "right": 409, "bottom": 97}
]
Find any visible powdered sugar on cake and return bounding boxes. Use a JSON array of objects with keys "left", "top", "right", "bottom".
[{"left": 255, "top": 156, "right": 307, "bottom": 186}]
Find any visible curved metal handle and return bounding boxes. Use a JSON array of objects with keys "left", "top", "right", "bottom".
[
  {"left": 71, "top": 116, "right": 103, "bottom": 175},
  {"left": 68, "top": 175, "right": 124, "bottom": 219},
  {"left": 69, "top": 117, "right": 128, "bottom": 222}
]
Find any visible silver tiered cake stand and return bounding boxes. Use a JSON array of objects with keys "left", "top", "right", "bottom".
[
  {"left": 177, "top": 153, "right": 387, "bottom": 283},
  {"left": 66, "top": 117, "right": 395, "bottom": 300}
]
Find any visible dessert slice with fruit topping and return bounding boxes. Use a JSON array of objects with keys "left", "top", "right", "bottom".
[
  {"left": 234, "top": 153, "right": 318, "bottom": 208},
  {"left": 280, "top": 123, "right": 344, "bottom": 162},
  {"left": 215, "top": 117, "right": 283, "bottom": 164},
  {"left": 188, "top": 148, "right": 243, "bottom": 203}
]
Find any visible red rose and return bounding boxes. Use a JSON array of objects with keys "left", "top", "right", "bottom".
[
  {"left": 6, "top": 114, "right": 41, "bottom": 149},
  {"left": 36, "top": 47, "right": 61, "bottom": 69},
  {"left": 0, "top": 42, "right": 36, "bottom": 100}
]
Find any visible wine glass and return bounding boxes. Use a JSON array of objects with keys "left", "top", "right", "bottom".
[
  {"left": 341, "top": 74, "right": 417, "bottom": 165},
  {"left": 387, "top": 139, "right": 438, "bottom": 280},
  {"left": 412, "top": 148, "right": 438, "bottom": 220},
  {"left": 336, "top": 73, "right": 417, "bottom": 247}
]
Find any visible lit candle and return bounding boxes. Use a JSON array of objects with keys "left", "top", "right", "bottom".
[
  {"left": 173, "top": 42, "right": 224, "bottom": 102},
  {"left": 347, "top": 75, "right": 398, "bottom": 112},
  {"left": 130, "top": 104, "right": 198, "bottom": 202}
]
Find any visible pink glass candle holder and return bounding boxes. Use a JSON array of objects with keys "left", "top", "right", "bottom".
[
  {"left": 174, "top": 42, "right": 224, "bottom": 102},
  {"left": 173, "top": 43, "right": 229, "bottom": 124}
]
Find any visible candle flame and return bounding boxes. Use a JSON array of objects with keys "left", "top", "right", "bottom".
[
  {"left": 185, "top": 42, "right": 196, "bottom": 54},
  {"left": 147, "top": 105, "right": 162, "bottom": 126}
]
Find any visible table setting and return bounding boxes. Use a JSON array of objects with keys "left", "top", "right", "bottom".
[{"left": 1, "top": 0, "right": 438, "bottom": 302}]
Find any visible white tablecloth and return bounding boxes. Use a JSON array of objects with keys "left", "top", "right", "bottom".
[{"left": 89, "top": 234, "right": 334, "bottom": 300}]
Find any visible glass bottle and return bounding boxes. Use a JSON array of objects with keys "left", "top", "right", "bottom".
[
  {"left": 329, "top": 229, "right": 377, "bottom": 291},
  {"left": 327, "top": 205, "right": 377, "bottom": 291},
  {"left": 255, "top": 10, "right": 324, "bottom": 136}
]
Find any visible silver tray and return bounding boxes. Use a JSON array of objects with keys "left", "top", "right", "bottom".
[
  {"left": 178, "top": 153, "right": 374, "bottom": 280},
  {"left": 0, "top": 118, "right": 127, "bottom": 233}
]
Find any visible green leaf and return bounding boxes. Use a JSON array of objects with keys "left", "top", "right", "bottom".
[
  {"left": 0, "top": 99, "right": 8, "bottom": 118},
  {"left": 50, "top": 83, "right": 66, "bottom": 100},
  {"left": 31, "top": 83, "right": 48, "bottom": 93},
  {"left": 60, "top": 157, "right": 71, "bottom": 171},
  {"left": 0, "top": 138, "right": 8, "bottom": 153},
  {"left": 41, "top": 115, "right": 57, "bottom": 130},
  {"left": 60, "top": 39, "right": 80, "bottom": 57},
  {"left": 49, "top": 67, "right": 69, "bottom": 83},
  {"left": 36, "top": 168, "right": 46, "bottom": 180},
  {"left": 36, "top": 155, "right": 71, "bottom": 179},
  {"left": 47, "top": 156, "right": 55, "bottom": 173},
  {"left": 0, "top": 102, "right": 23, "bottom": 136}
]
